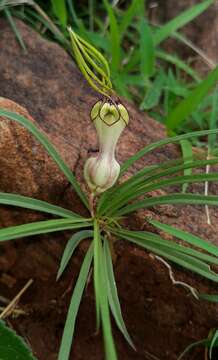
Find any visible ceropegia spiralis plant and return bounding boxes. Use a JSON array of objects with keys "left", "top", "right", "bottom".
[{"left": 0, "top": 30, "right": 218, "bottom": 360}]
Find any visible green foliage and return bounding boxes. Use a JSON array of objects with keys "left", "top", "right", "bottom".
[
  {"left": 166, "top": 66, "right": 218, "bottom": 132},
  {"left": 103, "top": 0, "right": 121, "bottom": 74},
  {"left": 180, "top": 139, "right": 193, "bottom": 193},
  {"left": 58, "top": 243, "right": 94, "bottom": 360},
  {"left": 139, "top": 18, "right": 155, "bottom": 80},
  {"left": 57, "top": 230, "right": 94, "bottom": 280},
  {"left": 51, "top": 0, "right": 67, "bottom": 27},
  {"left": 0, "top": 192, "right": 80, "bottom": 218},
  {"left": 149, "top": 219, "right": 218, "bottom": 256},
  {"left": 153, "top": 0, "right": 214, "bottom": 45},
  {"left": 103, "top": 239, "right": 135, "bottom": 350},
  {"left": 0, "top": 320, "right": 36, "bottom": 360},
  {"left": 1, "top": 0, "right": 217, "bottom": 138}
]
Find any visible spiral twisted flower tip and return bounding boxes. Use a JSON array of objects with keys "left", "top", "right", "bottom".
[{"left": 84, "top": 100, "right": 129, "bottom": 194}]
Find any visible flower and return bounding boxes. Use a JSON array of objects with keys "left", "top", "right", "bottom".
[{"left": 84, "top": 99, "right": 129, "bottom": 193}]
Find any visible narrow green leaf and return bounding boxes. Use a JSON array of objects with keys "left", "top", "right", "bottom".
[
  {"left": 209, "top": 330, "right": 218, "bottom": 358},
  {"left": 119, "top": 0, "right": 142, "bottom": 36},
  {"left": 156, "top": 49, "right": 200, "bottom": 82},
  {"left": 178, "top": 339, "right": 208, "bottom": 360},
  {"left": 100, "top": 157, "right": 218, "bottom": 215},
  {"left": 0, "top": 109, "right": 89, "bottom": 209},
  {"left": 112, "top": 75, "right": 132, "bottom": 100},
  {"left": 100, "top": 240, "right": 117, "bottom": 360},
  {"left": 115, "top": 194, "right": 218, "bottom": 217},
  {"left": 51, "top": 0, "right": 67, "bottom": 27},
  {"left": 139, "top": 19, "right": 155, "bottom": 79},
  {"left": 149, "top": 219, "right": 218, "bottom": 257},
  {"left": 153, "top": 0, "right": 213, "bottom": 45},
  {"left": 106, "top": 172, "right": 218, "bottom": 216},
  {"left": 57, "top": 230, "right": 94, "bottom": 280},
  {"left": 140, "top": 70, "right": 165, "bottom": 110},
  {"left": 166, "top": 66, "right": 218, "bottom": 131},
  {"left": 0, "top": 192, "right": 80, "bottom": 219},
  {"left": 103, "top": 0, "right": 121, "bottom": 73},
  {"left": 4, "top": 8, "right": 27, "bottom": 52},
  {"left": 103, "top": 239, "right": 135, "bottom": 349},
  {"left": 165, "top": 69, "right": 189, "bottom": 98},
  {"left": 199, "top": 293, "right": 218, "bottom": 302},
  {"left": 115, "top": 229, "right": 218, "bottom": 282},
  {"left": 66, "top": 0, "right": 85, "bottom": 31},
  {"left": 93, "top": 222, "right": 117, "bottom": 359},
  {"left": 58, "top": 242, "right": 93, "bottom": 360},
  {"left": 179, "top": 329, "right": 218, "bottom": 360},
  {"left": 180, "top": 140, "right": 193, "bottom": 192},
  {"left": 172, "top": 31, "right": 216, "bottom": 70},
  {"left": 0, "top": 218, "right": 91, "bottom": 242},
  {"left": 120, "top": 128, "right": 218, "bottom": 175},
  {"left": 112, "top": 228, "right": 218, "bottom": 266},
  {"left": 0, "top": 320, "right": 36, "bottom": 360},
  {"left": 208, "top": 91, "right": 218, "bottom": 151},
  {"left": 93, "top": 219, "right": 101, "bottom": 330}
]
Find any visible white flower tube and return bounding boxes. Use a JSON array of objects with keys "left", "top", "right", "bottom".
[{"left": 84, "top": 100, "right": 129, "bottom": 193}]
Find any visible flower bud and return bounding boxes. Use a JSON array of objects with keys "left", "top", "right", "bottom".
[{"left": 84, "top": 100, "right": 129, "bottom": 193}]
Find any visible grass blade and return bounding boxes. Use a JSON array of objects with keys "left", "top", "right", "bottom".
[
  {"left": 148, "top": 219, "right": 218, "bottom": 257},
  {"left": 4, "top": 8, "right": 27, "bottom": 52},
  {"left": 0, "top": 218, "right": 91, "bottom": 242},
  {"left": 156, "top": 50, "right": 200, "bottom": 82},
  {"left": 120, "top": 128, "right": 218, "bottom": 175},
  {"left": 99, "top": 157, "right": 218, "bottom": 215},
  {"left": 58, "top": 242, "right": 93, "bottom": 360},
  {"left": 209, "top": 330, "right": 218, "bottom": 359},
  {"left": 100, "top": 238, "right": 117, "bottom": 360},
  {"left": 116, "top": 193, "right": 218, "bottom": 217},
  {"left": 166, "top": 66, "right": 218, "bottom": 131},
  {"left": 139, "top": 19, "right": 155, "bottom": 79},
  {"left": 153, "top": 0, "right": 213, "bottom": 45},
  {"left": 0, "top": 192, "right": 80, "bottom": 218},
  {"left": 93, "top": 221, "right": 117, "bottom": 359},
  {"left": 112, "top": 228, "right": 218, "bottom": 266},
  {"left": 198, "top": 293, "right": 218, "bottom": 302},
  {"left": 103, "top": 0, "right": 120, "bottom": 73},
  {"left": 178, "top": 330, "right": 218, "bottom": 360},
  {"left": 208, "top": 91, "right": 218, "bottom": 151},
  {"left": 180, "top": 140, "right": 193, "bottom": 192},
  {"left": 115, "top": 229, "right": 218, "bottom": 282},
  {"left": 119, "top": 0, "right": 142, "bottom": 36},
  {"left": 93, "top": 219, "right": 101, "bottom": 330},
  {"left": 51, "top": 0, "right": 67, "bottom": 27},
  {"left": 140, "top": 70, "right": 165, "bottom": 110},
  {"left": 178, "top": 339, "right": 208, "bottom": 360},
  {"left": 57, "top": 230, "right": 93, "bottom": 280},
  {"left": 103, "top": 239, "right": 135, "bottom": 350},
  {"left": 0, "top": 109, "right": 89, "bottom": 209},
  {"left": 105, "top": 171, "right": 218, "bottom": 216}
]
